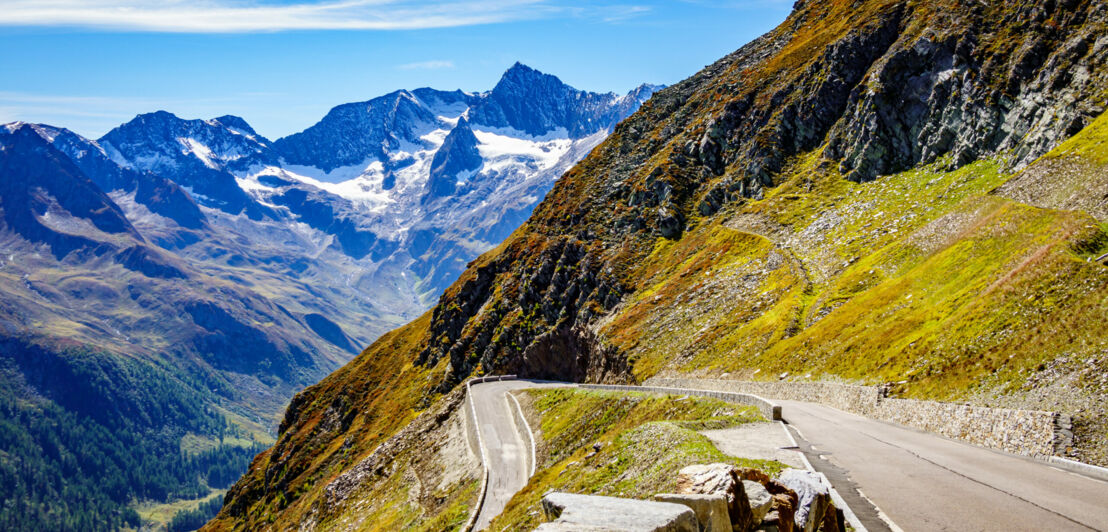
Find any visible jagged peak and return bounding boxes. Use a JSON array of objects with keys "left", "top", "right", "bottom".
[
  {"left": 212, "top": 115, "right": 259, "bottom": 137},
  {"left": 492, "top": 62, "right": 570, "bottom": 94}
]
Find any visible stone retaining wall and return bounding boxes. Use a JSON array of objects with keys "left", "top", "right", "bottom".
[
  {"left": 645, "top": 378, "right": 1070, "bottom": 458},
  {"left": 580, "top": 383, "right": 782, "bottom": 421}
]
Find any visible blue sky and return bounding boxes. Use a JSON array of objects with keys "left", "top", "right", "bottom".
[{"left": 0, "top": 1, "right": 791, "bottom": 140}]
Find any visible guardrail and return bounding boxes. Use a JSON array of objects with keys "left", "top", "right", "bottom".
[{"left": 578, "top": 383, "right": 782, "bottom": 421}]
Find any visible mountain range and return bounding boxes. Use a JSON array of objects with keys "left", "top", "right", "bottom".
[
  {"left": 203, "top": 0, "right": 1108, "bottom": 530},
  {"left": 0, "top": 63, "right": 656, "bottom": 530}
]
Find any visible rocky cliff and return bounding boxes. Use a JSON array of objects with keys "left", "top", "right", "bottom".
[{"left": 209, "top": 0, "right": 1108, "bottom": 529}]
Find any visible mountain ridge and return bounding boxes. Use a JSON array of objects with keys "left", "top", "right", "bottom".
[
  {"left": 0, "top": 63, "right": 657, "bottom": 531},
  {"left": 205, "top": 0, "right": 1108, "bottom": 529}
]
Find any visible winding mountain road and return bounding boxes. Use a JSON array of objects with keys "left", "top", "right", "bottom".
[
  {"left": 469, "top": 379, "right": 568, "bottom": 530},
  {"left": 467, "top": 380, "right": 1108, "bottom": 531},
  {"left": 779, "top": 399, "right": 1108, "bottom": 531}
]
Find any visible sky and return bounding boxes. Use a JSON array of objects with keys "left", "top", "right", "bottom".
[{"left": 0, "top": 0, "right": 792, "bottom": 140}]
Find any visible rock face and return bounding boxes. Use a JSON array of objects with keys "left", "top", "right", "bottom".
[
  {"left": 100, "top": 111, "right": 275, "bottom": 219},
  {"left": 423, "top": 117, "right": 482, "bottom": 202},
  {"left": 0, "top": 125, "right": 141, "bottom": 259},
  {"left": 540, "top": 492, "right": 698, "bottom": 532},
  {"left": 470, "top": 62, "right": 663, "bottom": 138}
]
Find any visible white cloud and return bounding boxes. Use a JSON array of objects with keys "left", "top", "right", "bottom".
[
  {"left": 397, "top": 60, "right": 456, "bottom": 70},
  {"left": 0, "top": 0, "right": 553, "bottom": 33}
]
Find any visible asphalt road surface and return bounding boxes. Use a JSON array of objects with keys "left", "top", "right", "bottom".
[
  {"left": 470, "top": 379, "right": 568, "bottom": 530},
  {"left": 779, "top": 399, "right": 1108, "bottom": 531},
  {"left": 467, "top": 379, "right": 1108, "bottom": 531}
]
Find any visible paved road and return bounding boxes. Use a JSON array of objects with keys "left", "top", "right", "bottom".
[
  {"left": 467, "top": 380, "right": 1108, "bottom": 531},
  {"left": 779, "top": 399, "right": 1108, "bottom": 531},
  {"left": 469, "top": 379, "right": 568, "bottom": 530}
]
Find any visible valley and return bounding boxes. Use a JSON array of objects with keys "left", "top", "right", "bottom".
[
  {"left": 205, "top": 0, "right": 1108, "bottom": 530},
  {"left": 0, "top": 65, "right": 655, "bottom": 530}
]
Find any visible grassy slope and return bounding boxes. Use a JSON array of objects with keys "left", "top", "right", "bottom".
[
  {"left": 603, "top": 140, "right": 1108, "bottom": 461},
  {"left": 215, "top": 1, "right": 1108, "bottom": 528},
  {"left": 489, "top": 389, "right": 784, "bottom": 530},
  {"left": 205, "top": 310, "right": 478, "bottom": 530}
]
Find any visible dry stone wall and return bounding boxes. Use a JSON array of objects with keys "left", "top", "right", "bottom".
[{"left": 644, "top": 378, "right": 1071, "bottom": 458}]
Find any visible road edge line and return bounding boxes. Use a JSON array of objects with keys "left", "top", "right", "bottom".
[{"left": 779, "top": 421, "right": 869, "bottom": 532}]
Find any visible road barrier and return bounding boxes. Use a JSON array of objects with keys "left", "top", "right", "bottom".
[
  {"left": 579, "top": 383, "right": 782, "bottom": 421},
  {"left": 644, "top": 378, "right": 1069, "bottom": 459}
]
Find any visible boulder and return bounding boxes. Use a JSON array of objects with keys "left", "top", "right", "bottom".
[
  {"left": 743, "top": 480, "right": 773, "bottom": 524},
  {"left": 738, "top": 468, "right": 771, "bottom": 485},
  {"left": 676, "top": 463, "right": 753, "bottom": 531},
  {"left": 541, "top": 492, "right": 697, "bottom": 532},
  {"left": 655, "top": 493, "right": 731, "bottom": 532},
  {"left": 763, "top": 493, "right": 798, "bottom": 532},
  {"left": 777, "top": 469, "right": 832, "bottom": 532}
]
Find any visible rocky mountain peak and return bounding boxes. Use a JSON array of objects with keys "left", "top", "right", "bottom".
[
  {"left": 0, "top": 125, "right": 142, "bottom": 257},
  {"left": 212, "top": 115, "right": 264, "bottom": 141},
  {"left": 423, "top": 116, "right": 482, "bottom": 202},
  {"left": 100, "top": 111, "right": 275, "bottom": 219}
]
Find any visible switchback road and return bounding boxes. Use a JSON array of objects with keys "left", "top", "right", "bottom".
[
  {"left": 467, "top": 379, "right": 1108, "bottom": 531},
  {"left": 469, "top": 379, "right": 567, "bottom": 530}
]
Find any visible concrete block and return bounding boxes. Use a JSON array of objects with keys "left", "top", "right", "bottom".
[{"left": 541, "top": 492, "right": 698, "bottom": 532}]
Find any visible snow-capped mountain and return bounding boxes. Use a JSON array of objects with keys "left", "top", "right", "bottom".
[
  {"left": 0, "top": 65, "right": 657, "bottom": 429},
  {"left": 95, "top": 63, "right": 660, "bottom": 304},
  {"left": 0, "top": 63, "right": 656, "bottom": 531}
]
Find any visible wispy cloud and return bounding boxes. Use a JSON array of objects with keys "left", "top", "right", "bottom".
[
  {"left": 396, "top": 60, "right": 455, "bottom": 70},
  {"left": 0, "top": 91, "right": 284, "bottom": 137},
  {"left": 0, "top": 0, "right": 553, "bottom": 33}
]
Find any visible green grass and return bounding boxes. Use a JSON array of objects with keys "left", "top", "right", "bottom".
[
  {"left": 134, "top": 490, "right": 225, "bottom": 530},
  {"left": 489, "top": 389, "right": 785, "bottom": 531}
]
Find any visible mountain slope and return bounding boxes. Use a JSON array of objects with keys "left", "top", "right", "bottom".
[
  {"left": 209, "top": 0, "right": 1108, "bottom": 529},
  {"left": 0, "top": 65, "right": 654, "bottom": 530}
]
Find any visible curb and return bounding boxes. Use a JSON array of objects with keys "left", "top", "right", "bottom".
[
  {"left": 1046, "top": 456, "right": 1108, "bottom": 483},
  {"left": 507, "top": 391, "right": 537, "bottom": 478},
  {"left": 462, "top": 378, "right": 490, "bottom": 532}
]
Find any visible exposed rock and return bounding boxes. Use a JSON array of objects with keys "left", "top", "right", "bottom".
[
  {"left": 743, "top": 480, "right": 773, "bottom": 525},
  {"left": 423, "top": 117, "right": 482, "bottom": 202},
  {"left": 655, "top": 493, "right": 732, "bottom": 532},
  {"left": 738, "top": 468, "right": 772, "bottom": 485},
  {"left": 541, "top": 492, "right": 697, "bottom": 532},
  {"left": 777, "top": 469, "right": 831, "bottom": 532},
  {"left": 763, "top": 493, "right": 798, "bottom": 532},
  {"left": 676, "top": 463, "right": 753, "bottom": 532}
]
